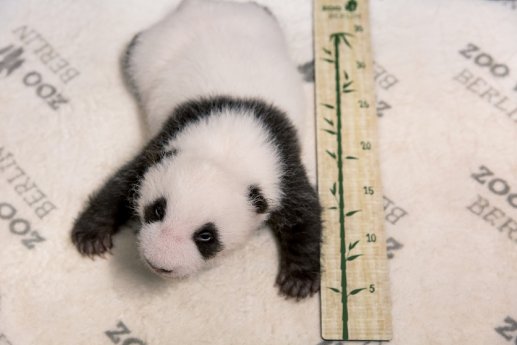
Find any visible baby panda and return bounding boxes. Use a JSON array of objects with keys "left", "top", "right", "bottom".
[{"left": 71, "top": 0, "right": 322, "bottom": 300}]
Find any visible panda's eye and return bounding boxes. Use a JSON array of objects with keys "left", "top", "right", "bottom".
[
  {"left": 143, "top": 197, "right": 167, "bottom": 223},
  {"left": 196, "top": 231, "right": 213, "bottom": 242},
  {"left": 193, "top": 223, "right": 222, "bottom": 259}
]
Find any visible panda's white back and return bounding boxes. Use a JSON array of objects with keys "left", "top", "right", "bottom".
[{"left": 128, "top": 0, "right": 306, "bottom": 136}]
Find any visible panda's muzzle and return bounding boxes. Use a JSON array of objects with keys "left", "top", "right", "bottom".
[{"left": 145, "top": 258, "right": 173, "bottom": 274}]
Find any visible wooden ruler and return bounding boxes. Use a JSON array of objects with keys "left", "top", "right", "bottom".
[{"left": 314, "top": 0, "right": 392, "bottom": 340}]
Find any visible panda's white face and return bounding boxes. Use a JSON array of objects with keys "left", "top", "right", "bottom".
[{"left": 136, "top": 153, "right": 268, "bottom": 278}]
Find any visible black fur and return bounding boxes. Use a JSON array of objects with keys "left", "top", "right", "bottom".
[
  {"left": 248, "top": 185, "right": 268, "bottom": 214},
  {"left": 143, "top": 197, "right": 167, "bottom": 224},
  {"left": 193, "top": 222, "right": 223, "bottom": 259},
  {"left": 164, "top": 148, "right": 178, "bottom": 158},
  {"left": 71, "top": 96, "right": 322, "bottom": 299}
]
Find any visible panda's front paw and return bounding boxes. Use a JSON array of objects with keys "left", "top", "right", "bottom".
[
  {"left": 71, "top": 221, "right": 113, "bottom": 258},
  {"left": 276, "top": 263, "right": 320, "bottom": 300}
]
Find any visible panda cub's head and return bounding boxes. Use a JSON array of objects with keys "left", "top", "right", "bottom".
[{"left": 135, "top": 151, "right": 270, "bottom": 278}]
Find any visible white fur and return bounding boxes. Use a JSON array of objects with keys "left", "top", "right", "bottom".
[
  {"left": 128, "top": 0, "right": 307, "bottom": 137},
  {"left": 128, "top": 0, "right": 305, "bottom": 277}
]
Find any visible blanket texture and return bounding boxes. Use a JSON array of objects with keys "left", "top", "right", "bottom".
[{"left": 0, "top": 0, "right": 516, "bottom": 344}]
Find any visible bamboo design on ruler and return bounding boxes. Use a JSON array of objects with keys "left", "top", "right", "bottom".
[{"left": 322, "top": 31, "right": 367, "bottom": 340}]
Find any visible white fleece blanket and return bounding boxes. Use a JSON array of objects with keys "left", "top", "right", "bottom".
[{"left": 0, "top": 1, "right": 516, "bottom": 344}]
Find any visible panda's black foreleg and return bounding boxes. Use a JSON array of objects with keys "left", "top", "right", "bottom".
[
  {"left": 274, "top": 220, "right": 322, "bottom": 300},
  {"left": 71, "top": 161, "right": 138, "bottom": 257},
  {"left": 71, "top": 130, "right": 170, "bottom": 257},
  {"left": 268, "top": 175, "right": 322, "bottom": 300}
]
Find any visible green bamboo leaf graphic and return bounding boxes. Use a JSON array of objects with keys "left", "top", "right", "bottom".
[
  {"left": 349, "top": 288, "right": 366, "bottom": 296},
  {"left": 346, "top": 210, "right": 361, "bottom": 217},
  {"left": 347, "top": 254, "right": 363, "bottom": 261},
  {"left": 323, "top": 48, "right": 332, "bottom": 55},
  {"left": 324, "top": 118, "right": 334, "bottom": 126},
  {"left": 323, "top": 129, "right": 337, "bottom": 135},
  {"left": 328, "top": 287, "right": 341, "bottom": 293},
  {"left": 330, "top": 182, "right": 336, "bottom": 196},
  {"left": 341, "top": 34, "right": 353, "bottom": 48},
  {"left": 329, "top": 32, "right": 353, "bottom": 49},
  {"left": 322, "top": 58, "right": 334, "bottom": 63},
  {"left": 348, "top": 240, "right": 359, "bottom": 251},
  {"left": 326, "top": 150, "right": 336, "bottom": 159},
  {"left": 321, "top": 103, "right": 335, "bottom": 109},
  {"left": 328, "top": 206, "right": 338, "bottom": 210},
  {"left": 329, "top": 29, "right": 357, "bottom": 340},
  {"left": 342, "top": 81, "right": 353, "bottom": 90},
  {"left": 345, "top": 156, "right": 358, "bottom": 160}
]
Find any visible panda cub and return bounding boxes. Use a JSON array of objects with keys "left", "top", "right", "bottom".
[{"left": 71, "top": 0, "right": 322, "bottom": 299}]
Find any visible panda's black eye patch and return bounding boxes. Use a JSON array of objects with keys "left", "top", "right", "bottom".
[
  {"left": 193, "top": 222, "right": 222, "bottom": 259},
  {"left": 143, "top": 197, "right": 167, "bottom": 223}
]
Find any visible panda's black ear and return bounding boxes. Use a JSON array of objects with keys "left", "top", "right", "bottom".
[{"left": 248, "top": 185, "right": 268, "bottom": 214}]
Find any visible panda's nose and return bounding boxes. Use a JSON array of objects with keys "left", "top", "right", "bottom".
[{"left": 145, "top": 258, "right": 173, "bottom": 273}]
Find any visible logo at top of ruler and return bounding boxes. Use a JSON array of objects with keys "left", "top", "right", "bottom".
[{"left": 321, "top": 0, "right": 360, "bottom": 17}]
